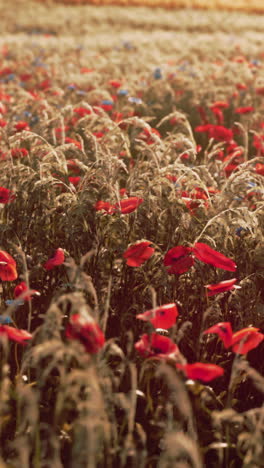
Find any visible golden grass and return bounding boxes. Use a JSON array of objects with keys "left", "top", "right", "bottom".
[{"left": 41, "top": 0, "right": 264, "bottom": 13}]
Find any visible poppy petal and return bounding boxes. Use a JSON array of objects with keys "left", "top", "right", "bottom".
[
  {"left": 0, "top": 187, "right": 15, "bottom": 203},
  {"left": 0, "top": 264, "right": 18, "bottom": 281},
  {"left": 116, "top": 197, "right": 143, "bottom": 214},
  {"left": 0, "top": 251, "right": 17, "bottom": 281},
  {"left": 203, "top": 322, "right": 233, "bottom": 348},
  {"left": 94, "top": 200, "right": 115, "bottom": 214},
  {"left": 135, "top": 332, "right": 179, "bottom": 358},
  {"left": 123, "top": 241, "right": 154, "bottom": 267},
  {"left": 205, "top": 278, "right": 238, "bottom": 296},
  {"left": 164, "top": 246, "right": 194, "bottom": 274},
  {"left": 66, "top": 313, "right": 105, "bottom": 354},
  {"left": 44, "top": 248, "right": 65, "bottom": 271},
  {"left": 176, "top": 362, "right": 224, "bottom": 382},
  {"left": 193, "top": 243, "right": 237, "bottom": 271},
  {"left": 0, "top": 325, "right": 32, "bottom": 344},
  {"left": 14, "top": 282, "right": 40, "bottom": 301},
  {"left": 231, "top": 328, "right": 264, "bottom": 354},
  {"left": 137, "top": 303, "right": 179, "bottom": 329}
]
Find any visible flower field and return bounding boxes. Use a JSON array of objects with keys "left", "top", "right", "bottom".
[{"left": 0, "top": 1, "right": 264, "bottom": 466}]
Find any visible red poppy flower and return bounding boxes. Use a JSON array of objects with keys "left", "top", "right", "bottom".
[
  {"left": 99, "top": 102, "right": 113, "bottom": 112},
  {"left": 115, "top": 197, "right": 143, "bottom": 214},
  {"left": 224, "top": 161, "right": 244, "bottom": 177},
  {"left": 207, "top": 187, "right": 220, "bottom": 195},
  {"left": 216, "top": 150, "right": 225, "bottom": 161},
  {"left": 211, "top": 107, "right": 224, "bottom": 125},
  {"left": 0, "top": 250, "right": 18, "bottom": 281},
  {"left": 68, "top": 176, "right": 81, "bottom": 187},
  {"left": 176, "top": 362, "right": 224, "bottom": 382},
  {"left": 11, "top": 148, "right": 28, "bottom": 159},
  {"left": 163, "top": 246, "right": 194, "bottom": 274},
  {"left": 181, "top": 187, "right": 209, "bottom": 215},
  {"left": 108, "top": 80, "right": 122, "bottom": 88},
  {"left": 256, "top": 87, "right": 264, "bottom": 96},
  {"left": 252, "top": 135, "right": 264, "bottom": 155},
  {"left": 210, "top": 101, "right": 229, "bottom": 109},
  {"left": 223, "top": 149, "right": 244, "bottom": 177},
  {"left": 119, "top": 188, "right": 127, "bottom": 197},
  {"left": 235, "top": 106, "right": 254, "bottom": 114},
  {"left": 112, "top": 111, "right": 124, "bottom": 123},
  {"left": 193, "top": 243, "right": 237, "bottom": 271},
  {"left": 14, "top": 121, "right": 30, "bottom": 132},
  {"left": 184, "top": 199, "right": 202, "bottom": 215},
  {"left": 164, "top": 243, "right": 237, "bottom": 274},
  {"left": 234, "top": 54, "right": 248, "bottom": 62},
  {"left": 0, "top": 103, "right": 7, "bottom": 115},
  {"left": 92, "top": 131, "right": 105, "bottom": 139},
  {"left": 208, "top": 125, "right": 233, "bottom": 142},
  {"left": 65, "top": 137, "right": 82, "bottom": 149},
  {"left": 94, "top": 200, "right": 115, "bottom": 214},
  {"left": 165, "top": 174, "right": 177, "bottom": 183},
  {"left": 0, "top": 119, "right": 7, "bottom": 128},
  {"left": 255, "top": 163, "right": 264, "bottom": 176},
  {"left": 194, "top": 188, "right": 208, "bottom": 200},
  {"left": 137, "top": 303, "right": 179, "bottom": 329},
  {"left": 169, "top": 116, "right": 178, "bottom": 126},
  {"left": 14, "top": 281, "right": 40, "bottom": 301},
  {"left": 0, "top": 325, "right": 32, "bottom": 344},
  {"left": 39, "top": 79, "right": 51, "bottom": 90},
  {"left": 66, "top": 313, "right": 105, "bottom": 354},
  {"left": 224, "top": 162, "right": 239, "bottom": 177},
  {"left": 205, "top": 278, "right": 239, "bottom": 296},
  {"left": 55, "top": 126, "right": 70, "bottom": 135},
  {"left": 66, "top": 159, "right": 82, "bottom": 175},
  {"left": 19, "top": 73, "right": 32, "bottom": 82},
  {"left": 231, "top": 328, "right": 264, "bottom": 354},
  {"left": 196, "top": 106, "right": 208, "bottom": 124},
  {"left": 80, "top": 67, "right": 94, "bottom": 74},
  {"left": 203, "top": 322, "right": 233, "bottom": 348},
  {"left": 0, "top": 67, "right": 13, "bottom": 76},
  {"left": 0, "top": 187, "right": 15, "bottom": 204},
  {"left": 195, "top": 124, "right": 233, "bottom": 142},
  {"left": 27, "top": 91, "right": 40, "bottom": 100},
  {"left": 135, "top": 332, "right": 179, "bottom": 359},
  {"left": 203, "top": 322, "right": 264, "bottom": 354},
  {"left": 43, "top": 248, "right": 65, "bottom": 271},
  {"left": 236, "top": 81, "right": 247, "bottom": 88},
  {"left": 73, "top": 107, "right": 92, "bottom": 118},
  {"left": 194, "top": 124, "right": 212, "bottom": 134},
  {"left": 0, "top": 90, "right": 11, "bottom": 103},
  {"left": 123, "top": 241, "right": 154, "bottom": 267},
  {"left": 137, "top": 127, "right": 161, "bottom": 145},
  {"left": 226, "top": 141, "right": 241, "bottom": 153}
]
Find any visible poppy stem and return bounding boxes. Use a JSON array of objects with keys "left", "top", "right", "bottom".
[
  {"left": 14, "top": 343, "right": 20, "bottom": 375},
  {"left": 102, "top": 275, "right": 112, "bottom": 334},
  {"left": 149, "top": 286, "right": 157, "bottom": 310}
]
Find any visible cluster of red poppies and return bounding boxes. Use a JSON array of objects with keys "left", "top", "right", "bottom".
[
  {"left": 95, "top": 196, "right": 143, "bottom": 215},
  {"left": 0, "top": 248, "right": 65, "bottom": 343},
  {"left": 134, "top": 303, "right": 263, "bottom": 382},
  {"left": 122, "top": 240, "right": 263, "bottom": 381},
  {"left": 122, "top": 238, "right": 238, "bottom": 292},
  {"left": 2, "top": 198, "right": 262, "bottom": 381}
]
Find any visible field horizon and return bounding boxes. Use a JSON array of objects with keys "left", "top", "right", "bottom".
[{"left": 32, "top": 0, "right": 264, "bottom": 14}]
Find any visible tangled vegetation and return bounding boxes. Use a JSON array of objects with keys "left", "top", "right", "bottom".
[{"left": 0, "top": 1, "right": 264, "bottom": 466}]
